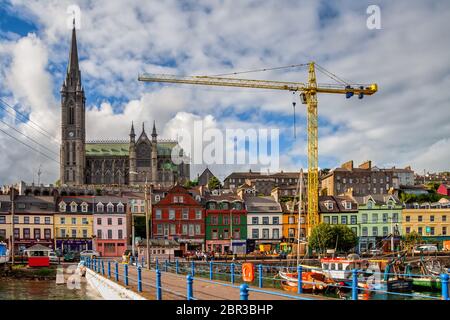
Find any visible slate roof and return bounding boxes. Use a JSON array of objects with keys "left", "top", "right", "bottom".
[{"left": 85, "top": 141, "right": 179, "bottom": 157}]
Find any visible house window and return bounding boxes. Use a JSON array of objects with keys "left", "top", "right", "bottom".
[
  {"left": 372, "top": 227, "right": 378, "bottom": 236},
  {"left": 157, "top": 224, "right": 163, "bottom": 235},
  {"left": 24, "top": 216, "right": 30, "bottom": 224},
  {"left": 392, "top": 213, "right": 398, "bottom": 223},
  {"left": 252, "top": 217, "right": 258, "bottom": 225},
  {"left": 195, "top": 224, "right": 201, "bottom": 235},
  {"left": 118, "top": 230, "right": 123, "bottom": 239},
  {"left": 71, "top": 229, "right": 77, "bottom": 238},
  {"left": 430, "top": 215, "right": 435, "bottom": 222},
  {"left": 341, "top": 216, "right": 347, "bottom": 224},
  {"left": 117, "top": 203, "right": 124, "bottom": 213},
  {"left": 60, "top": 217, "right": 66, "bottom": 224},
  {"left": 209, "top": 202, "right": 216, "bottom": 210},
  {"left": 107, "top": 203, "right": 114, "bottom": 213},
  {"left": 97, "top": 230, "right": 102, "bottom": 239},
  {"left": 212, "top": 229, "right": 218, "bottom": 239},
  {"left": 188, "top": 224, "right": 195, "bottom": 236},
  {"left": 372, "top": 213, "right": 378, "bottom": 223},
  {"left": 178, "top": 196, "right": 184, "bottom": 203},
  {"left": 170, "top": 224, "right": 176, "bottom": 235},
  {"left": 195, "top": 209, "right": 202, "bottom": 220},
  {"left": 211, "top": 215, "right": 218, "bottom": 225},
  {"left": 406, "top": 216, "right": 410, "bottom": 222},
  {"left": 288, "top": 228, "right": 295, "bottom": 238},
  {"left": 251, "top": 229, "right": 259, "bottom": 239},
  {"left": 223, "top": 215, "right": 229, "bottom": 225},
  {"left": 418, "top": 216, "right": 423, "bottom": 222},
  {"left": 82, "top": 218, "right": 88, "bottom": 225},
  {"left": 332, "top": 216, "right": 338, "bottom": 224},
  {"left": 382, "top": 226, "right": 389, "bottom": 236},
  {"left": 107, "top": 230, "right": 112, "bottom": 239},
  {"left": 351, "top": 227, "right": 357, "bottom": 235},
  {"left": 34, "top": 229, "right": 41, "bottom": 240},
  {"left": 361, "top": 227, "right": 368, "bottom": 236},
  {"left": 288, "top": 216, "right": 295, "bottom": 224},
  {"left": 326, "top": 202, "right": 334, "bottom": 210},
  {"left": 362, "top": 214, "right": 368, "bottom": 223},
  {"left": 430, "top": 227, "right": 435, "bottom": 236},
  {"left": 97, "top": 203, "right": 104, "bottom": 212},
  {"left": 367, "top": 201, "right": 373, "bottom": 209},
  {"left": 262, "top": 229, "right": 269, "bottom": 239},
  {"left": 14, "top": 228, "right": 20, "bottom": 239},
  {"left": 97, "top": 218, "right": 102, "bottom": 225},
  {"left": 323, "top": 216, "right": 330, "bottom": 224},
  {"left": 70, "top": 203, "right": 77, "bottom": 212},
  {"left": 71, "top": 217, "right": 76, "bottom": 225},
  {"left": 234, "top": 202, "right": 242, "bottom": 210},
  {"left": 107, "top": 218, "right": 112, "bottom": 225},
  {"left": 443, "top": 215, "right": 447, "bottom": 222},
  {"left": 34, "top": 217, "right": 40, "bottom": 224},
  {"left": 82, "top": 229, "right": 88, "bottom": 238},
  {"left": 169, "top": 209, "right": 176, "bottom": 220},
  {"left": 383, "top": 213, "right": 388, "bottom": 223},
  {"left": 345, "top": 202, "right": 351, "bottom": 210},
  {"left": 418, "top": 227, "right": 423, "bottom": 235},
  {"left": 262, "top": 217, "right": 269, "bottom": 225},
  {"left": 273, "top": 217, "right": 280, "bottom": 225},
  {"left": 155, "top": 209, "right": 162, "bottom": 219},
  {"left": 155, "top": 195, "right": 161, "bottom": 202},
  {"left": 118, "top": 218, "right": 122, "bottom": 225},
  {"left": 182, "top": 224, "right": 188, "bottom": 235},
  {"left": 60, "top": 229, "right": 66, "bottom": 237},
  {"left": 233, "top": 229, "right": 240, "bottom": 239},
  {"left": 45, "top": 217, "right": 51, "bottom": 224},
  {"left": 273, "top": 228, "right": 280, "bottom": 239},
  {"left": 44, "top": 228, "right": 51, "bottom": 239},
  {"left": 350, "top": 215, "right": 357, "bottom": 224},
  {"left": 443, "top": 227, "right": 447, "bottom": 235},
  {"left": 0, "top": 216, "right": 6, "bottom": 224},
  {"left": 182, "top": 209, "right": 189, "bottom": 220},
  {"left": 406, "top": 227, "right": 411, "bottom": 234},
  {"left": 59, "top": 202, "right": 67, "bottom": 212},
  {"left": 81, "top": 203, "right": 88, "bottom": 213},
  {"left": 13, "top": 216, "right": 19, "bottom": 224},
  {"left": 233, "top": 215, "right": 240, "bottom": 225}
]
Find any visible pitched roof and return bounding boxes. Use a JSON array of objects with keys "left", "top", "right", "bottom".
[{"left": 86, "top": 142, "right": 129, "bottom": 157}]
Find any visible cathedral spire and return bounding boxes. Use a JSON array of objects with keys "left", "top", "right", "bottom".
[
  {"left": 130, "top": 121, "right": 135, "bottom": 136},
  {"left": 152, "top": 120, "right": 157, "bottom": 139},
  {"left": 66, "top": 19, "right": 81, "bottom": 87}
]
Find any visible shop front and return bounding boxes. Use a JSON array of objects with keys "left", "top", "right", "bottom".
[
  {"left": 14, "top": 239, "right": 53, "bottom": 255},
  {"left": 177, "top": 238, "right": 204, "bottom": 253},
  {"left": 56, "top": 238, "right": 92, "bottom": 254},
  {"left": 97, "top": 239, "right": 127, "bottom": 257}
]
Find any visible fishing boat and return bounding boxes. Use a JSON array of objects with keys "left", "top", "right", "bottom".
[
  {"left": 0, "top": 242, "right": 10, "bottom": 264},
  {"left": 409, "top": 257, "right": 448, "bottom": 291},
  {"left": 279, "top": 270, "right": 329, "bottom": 292}
]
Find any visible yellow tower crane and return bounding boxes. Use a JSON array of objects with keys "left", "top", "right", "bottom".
[{"left": 138, "top": 62, "right": 377, "bottom": 236}]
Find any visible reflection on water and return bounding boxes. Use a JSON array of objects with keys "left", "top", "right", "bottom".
[{"left": 0, "top": 279, "right": 102, "bottom": 300}]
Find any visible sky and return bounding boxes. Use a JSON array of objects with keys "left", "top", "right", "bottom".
[{"left": 0, "top": 0, "right": 449, "bottom": 185}]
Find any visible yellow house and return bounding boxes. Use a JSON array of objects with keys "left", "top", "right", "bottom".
[
  {"left": 281, "top": 201, "right": 306, "bottom": 247},
  {"left": 402, "top": 203, "right": 450, "bottom": 246},
  {"left": 0, "top": 195, "right": 12, "bottom": 244},
  {"left": 55, "top": 197, "right": 94, "bottom": 253}
]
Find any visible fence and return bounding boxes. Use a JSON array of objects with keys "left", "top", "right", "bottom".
[{"left": 80, "top": 257, "right": 450, "bottom": 301}]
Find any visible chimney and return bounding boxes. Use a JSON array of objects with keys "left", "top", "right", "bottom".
[
  {"left": 359, "top": 160, "right": 372, "bottom": 170},
  {"left": 341, "top": 160, "right": 354, "bottom": 170},
  {"left": 344, "top": 187, "right": 354, "bottom": 197}
]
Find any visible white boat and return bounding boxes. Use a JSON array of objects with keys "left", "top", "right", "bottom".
[{"left": 0, "top": 242, "right": 10, "bottom": 264}]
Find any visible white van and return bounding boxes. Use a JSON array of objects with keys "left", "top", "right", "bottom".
[
  {"left": 48, "top": 251, "right": 59, "bottom": 263},
  {"left": 413, "top": 245, "right": 438, "bottom": 254}
]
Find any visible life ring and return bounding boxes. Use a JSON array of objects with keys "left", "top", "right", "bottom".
[{"left": 242, "top": 263, "right": 255, "bottom": 282}]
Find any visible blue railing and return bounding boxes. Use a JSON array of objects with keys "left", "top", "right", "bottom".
[{"left": 80, "top": 257, "right": 449, "bottom": 301}]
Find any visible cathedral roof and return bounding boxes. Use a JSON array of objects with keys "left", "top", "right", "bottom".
[{"left": 85, "top": 140, "right": 180, "bottom": 157}]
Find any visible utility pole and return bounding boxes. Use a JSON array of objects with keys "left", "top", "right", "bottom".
[
  {"left": 230, "top": 209, "right": 233, "bottom": 254},
  {"left": 144, "top": 177, "right": 153, "bottom": 270},
  {"left": 10, "top": 186, "right": 15, "bottom": 264}
]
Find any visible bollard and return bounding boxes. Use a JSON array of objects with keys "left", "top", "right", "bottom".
[
  {"left": 156, "top": 269, "right": 162, "bottom": 300},
  {"left": 102, "top": 260, "right": 105, "bottom": 275},
  {"left": 187, "top": 274, "right": 193, "bottom": 300},
  {"left": 137, "top": 267, "right": 142, "bottom": 292},
  {"left": 156, "top": 258, "right": 159, "bottom": 270},
  {"left": 258, "top": 264, "right": 263, "bottom": 288},
  {"left": 115, "top": 261, "right": 119, "bottom": 282},
  {"left": 130, "top": 256, "right": 134, "bottom": 265},
  {"left": 176, "top": 259, "right": 179, "bottom": 274},
  {"left": 352, "top": 269, "right": 358, "bottom": 300},
  {"left": 231, "top": 263, "right": 235, "bottom": 284},
  {"left": 87, "top": 257, "right": 90, "bottom": 268},
  {"left": 124, "top": 264, "right": 129, "bottom": 286},
  {"left": 209, "top": 261, "right": 213, "bottom": 280},
  {"left": 240, "top": 284, "right": 249, "bottom": 300},
  {"left": 108, "top": 261, "right": 111, "bottom": 278},
  {"left": 441, "top": 273, "right": 449, "bottom": 300},
  {"left": 191, "top": 261, "right": 195, "bottom": 277},
  {"left": 297, "top": 265, "right": 303, "bottom": 294},
  {"left": 165, "top": 259, "right": 168, "bottom": 272}
]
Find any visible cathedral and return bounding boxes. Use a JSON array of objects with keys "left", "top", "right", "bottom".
[{"left": 60, "top": 23, "right": 190, "bottom": 187}]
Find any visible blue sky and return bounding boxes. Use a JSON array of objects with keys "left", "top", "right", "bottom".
[{"left": 0, "top": 0, "right": 450, "bottom": 184}]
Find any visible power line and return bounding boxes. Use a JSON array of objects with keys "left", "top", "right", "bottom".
[
  {"left": 209, "top": 63, "right": 309, "bottom": 77},
  {"left": 0, "top": 127, "right": 59, "bottom": 164},
  {"left": 0, "top": 98, "right": 60, "bottom": 144},
  {"left": 0, "top": 118, "right": 59, "bottom": 157}
]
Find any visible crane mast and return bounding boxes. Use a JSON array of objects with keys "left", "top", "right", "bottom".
[{"left": 138, "top": 62, "right": 377, "bottom": 236}]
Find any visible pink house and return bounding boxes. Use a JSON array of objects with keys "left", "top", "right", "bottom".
[
  {"left": 93, "top": 196, "right": 128, "bottom": 257},
  {"left": 437, "top": 184, "right": 450, "bottom": 196}
]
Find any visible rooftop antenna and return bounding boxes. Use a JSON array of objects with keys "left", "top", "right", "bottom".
[{"left": 37, "top": 164, "right": 42, "bottom": 185}]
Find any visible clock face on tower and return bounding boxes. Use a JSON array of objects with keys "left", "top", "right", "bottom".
[{"left": 68, "top": 131, "right": 74, "bottom": 138}]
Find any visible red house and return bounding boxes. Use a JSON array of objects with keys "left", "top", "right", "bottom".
[
  {"left": 152, "top": 186, "right": 205, "bottom": 253},
  {"left": 437, "top": 184, "right": 450, "bottom": 196}
]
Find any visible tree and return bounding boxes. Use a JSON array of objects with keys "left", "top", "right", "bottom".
[
  {"left": 184, "top": 179, "right": 199, "bottom": 188},
  {"left": 208, "top": 176, "right": 222, "bottom": 190},
  {"left": 402, "top": 231, "right": 422, "bottom": 256},
  {"left": 308, "top": 223, "right": 358, "bottom": 254}
]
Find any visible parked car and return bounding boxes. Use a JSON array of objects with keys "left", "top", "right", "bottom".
[
  {"left": 80, "top": 250, "right": 100, "bottom": 259},
  {"left": 413, "top": 245, "right": 438, "bottom": 254},
  {"left": 369, "top": 249, "right": 383, "bottom": 256},
  {"left": 48, "top": 251, "right": 59, "bottom": 264},
  {"left": 64, "top": 251, "right": 77, "bottom": 262}
]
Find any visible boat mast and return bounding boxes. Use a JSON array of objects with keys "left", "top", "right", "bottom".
[{"left": 296, "top": 169, "right": 304, "bottom": 266}]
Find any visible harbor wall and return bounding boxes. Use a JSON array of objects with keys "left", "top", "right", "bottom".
[{"left": 85, "top": 268, "right": 146, "bottom": 300}]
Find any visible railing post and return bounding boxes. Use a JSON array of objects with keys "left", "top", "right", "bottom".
[
  {"left": 441, "top": 273, "right": 449, "bottom": 300},
  {"left": 87, "top": 257, "right": 90, "bottom": 268},
  {"left": 187, "top": 274, "right": 193, "bottom": 300},
  {"left": 240, "top": 284, "right": 249, "bottom": 300},
  {"left": 209, "top": 261, "right": 213, "bottom": 280},
  {"left": 156, "top": 258, "right": 159, "bottom": 270},
  {"left": 108, "top": 260, "right": 111, "bottom": 278},
  {"left": 115, "top": 261, "right": 119, "bottom": 282},
  {"left": 92, "top": 259, "right": 96, "bottom": 272},
  {"left": 165, "top": 259, "right": 168, "bottom": 272},
  {"left": 352, "top": 269, "right": 358, "bottom": 300},
  {"left": 156, "top": 269, "right": 162, "bottom": 300},
  {"left": 297, "top": 265, "right": 303, "bottom": 294},
  {"left": 176, "top": 259, "right": 179, "bottom": 274},
  {"left": 137, "top": 267, "right": 142, "bottom": 292},
  {"left": 191, "top": 260, "right": 195, "bottom": 277},
  {"left": 141, "top": 256, "right": 144, "bottom": 268},
  {"left": 130, "top": 256, "right": 134, "bottom": 265},
  {"left": 231, "top": 263, "right": 235, "bottom": 284},
  {"left": 258, "top": 264, "right": 263, "bottom": 288},
  {"left": 102, "top": 260, "right": 105, "bottom": 275},
  {"left": 124, "top": 264, "right": 129, "bottom": 286}
]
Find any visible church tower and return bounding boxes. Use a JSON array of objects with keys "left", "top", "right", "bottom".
[
  {"left": 60, "top": 20, "right": 86, "bottom": 186},
  {"left": 151, "top": 121, "right": 158, "bottom": 183},
  {"left": 129, "top": 122, "right": 137, "bottom": 184}
]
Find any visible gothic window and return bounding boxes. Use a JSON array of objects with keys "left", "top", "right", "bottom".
[
  {"left": 136, "top": 141, "right": 151, "bottom": 167},
  {"left": 66, "top": 142, "right": 70, "bottom": 165},
  {"left": 72, "top": 142, "right": 76, "bottom": 165},
  {"left": 68, "top": 103, "right": 75, "bottom": 125},
  {"left": 104, "top": 170, "right": 112, "bottom": 184}
]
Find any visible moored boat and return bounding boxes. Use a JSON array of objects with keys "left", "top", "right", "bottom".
[
  {"left": 0, "top": 242, "right": 10, "bottom": 264},
  {"left": 279, "top": 270, "right": 329, "bottom": 292}
]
